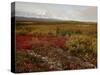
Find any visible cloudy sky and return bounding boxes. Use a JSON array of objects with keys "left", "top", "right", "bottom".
[{"left": 14, "top": 2, "right": 97, "bottom": 22}]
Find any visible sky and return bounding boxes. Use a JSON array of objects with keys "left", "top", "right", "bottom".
[{"left": 14, "top": 2, "right": 97, "bottom": 22}]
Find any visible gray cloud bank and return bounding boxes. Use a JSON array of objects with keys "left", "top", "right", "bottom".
[{"left": 13, "top": 2, "right": 97, "bottom": 22}]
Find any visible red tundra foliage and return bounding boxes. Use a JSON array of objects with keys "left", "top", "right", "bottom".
[
  {"left": 16, "top": 34, "right": 33, "bottom": 49},
  {"left": 16, "top": 33, "right": 67, "bottom": 50}
]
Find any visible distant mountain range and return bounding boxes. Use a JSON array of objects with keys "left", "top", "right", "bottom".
[
  {"left": 11, "top": 16, "right": 97, "bottom": 24},
  {"left": 14, "top": 16, "right": 65, "bottom": 22}
]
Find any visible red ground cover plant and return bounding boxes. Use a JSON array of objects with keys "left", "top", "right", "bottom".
[{"left": 16, "top": 33, "right": 67, "bottom": 50}]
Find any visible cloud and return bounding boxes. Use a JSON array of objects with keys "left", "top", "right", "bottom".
[
  {"left": 65, "top": 7, "right": 97, "bottom": 22},
  {"left": 15, "top": 2, "right": 97, "bottom": 22}
]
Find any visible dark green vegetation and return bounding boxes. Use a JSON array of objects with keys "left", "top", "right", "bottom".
[{"left": 15, "top": 20, "right": 97, "bottom": 73}]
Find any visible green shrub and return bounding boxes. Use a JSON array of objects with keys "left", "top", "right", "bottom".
[
  {"left": 56, "top": 27, "right": 81, "bottom": 37},
  {"left": 66, "top": 35, "right": 97, "bottom": 65}
]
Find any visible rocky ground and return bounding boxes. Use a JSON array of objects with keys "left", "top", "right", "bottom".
[{"left": 16, "top": 45, "right": 95, "bottom": 73}]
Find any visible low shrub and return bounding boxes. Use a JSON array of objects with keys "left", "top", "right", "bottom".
[{"left": 66, "top": 35, "right": 97, "bottom": 65}]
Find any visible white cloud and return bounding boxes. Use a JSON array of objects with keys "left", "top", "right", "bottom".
[{"left": 15, "top": 2, "right": 97, "bottom": 22}]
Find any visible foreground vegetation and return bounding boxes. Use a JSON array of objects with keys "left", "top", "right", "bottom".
[{"left": 15, "top": 20, "right": 97, "bottom": 73}]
